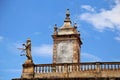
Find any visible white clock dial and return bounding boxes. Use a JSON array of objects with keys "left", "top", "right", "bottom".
[{"left": 56, "top": 40, "right": 73, "bottom": 63}]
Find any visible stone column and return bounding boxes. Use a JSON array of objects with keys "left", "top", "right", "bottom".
[
  {"left": 63, "top": 64, "right": 68, "bottom": 78},
  {"left": 95, "top": 62, "right": 101, "bottom": 78}
]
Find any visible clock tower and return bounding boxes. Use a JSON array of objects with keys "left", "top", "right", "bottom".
[{"left": 52, "top": 9, "right": 82, "bottom": 63}]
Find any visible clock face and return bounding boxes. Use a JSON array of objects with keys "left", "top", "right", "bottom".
[{"left": 56, "top": 40, "right": 73, "bottom": 63}]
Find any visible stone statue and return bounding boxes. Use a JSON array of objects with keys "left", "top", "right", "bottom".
[{"left": 23, "top": 38, "right": 33, "bottom": 61}]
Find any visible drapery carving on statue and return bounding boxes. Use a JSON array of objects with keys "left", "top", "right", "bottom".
[{"left": 23, "top": 38, "right": 33, "bottom": 61}]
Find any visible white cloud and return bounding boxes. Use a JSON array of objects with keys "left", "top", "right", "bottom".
[
  {"left": 81, "top": 53, "right": 102, "bottom": 62},
  {"left": 12, "top": 42, "right": 23, "bottom": 48},
  {"left": 80, "top": 0, "right": 120, "bottom": 31},
  {"left": 81, "top": 5, "right": 95, "bottom": 12},
  {"left": 114, "top": 36, "right": 120, "bottom": 41},
  {"left": 0, "top": 36, "right": 3, "bottom": 42},
  {"left": 32, "top": 45, "right": 102, "bottom": 62},
  {"left": 32, "top": 32, "right": 41, "bottom": 35},
  {"left": 8, "top": 41, "right": 24, "bottom": 54},
  {"left": 9, "top": 42, "right": 102, "bottom": 62},
  {"left": 32, "top": 44, "right": 53, "bottom": 56},
  {"left": 114, "top": 32, "right": 120, "bottom": 41},
  {"left": 8, "top": 42, "right": 53, "bottom": 56},
  {"left": 4, "top": 69, "right": 21, "bottom": 73}
]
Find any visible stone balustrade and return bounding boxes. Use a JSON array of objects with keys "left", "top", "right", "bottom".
[
  {"left": 34, "top": 62, "right": 120, "bottom": 79},
  {"left": 34, "top": 62, "right": 120, "bottom": 74}
]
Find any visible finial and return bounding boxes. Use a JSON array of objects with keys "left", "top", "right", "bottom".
[
  {"left": 54, "top": 24, "right": 57, "bottom": 29},
  {"left": 54, "top": 24, "right": 57, "bottom": 35},
  {"left": 64, "top": 9, "right": 71, "bottom": 22},
  {"left": 74, "top": 23, "right": 77, "bottom": 29},
  {"left": 66, "top": 9, "right": 70, "bottom": 15},
  {"left": 54, "top": 24, "right": 57, "bottom": 27},
  {"left": 66, "top": 9, "right": 70, "bottom": 18}
]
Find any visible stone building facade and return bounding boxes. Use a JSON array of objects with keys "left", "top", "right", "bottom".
[
  {"left": 52, "top": 9, "right": 82, "bottom": 64},
  {"left": 12, "top": 9, "right": 120, "bottom": 80}
]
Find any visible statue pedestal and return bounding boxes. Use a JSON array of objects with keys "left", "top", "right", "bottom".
[{"left": 21, "top": 60, "right": 34, "bottom": 79}]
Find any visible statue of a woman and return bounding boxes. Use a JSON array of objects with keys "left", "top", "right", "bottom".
[{"left": 23, "top": 38, "right": 32, "bottom": 61}]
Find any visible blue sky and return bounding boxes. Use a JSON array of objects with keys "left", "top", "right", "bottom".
[{"left": 0, "top": 0, "right": 120, "bottom": 80}]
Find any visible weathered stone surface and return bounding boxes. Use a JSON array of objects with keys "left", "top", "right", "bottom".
[
  {"left": 52, "top": 9, "right": 82, "bottom": 64},
  {"left": 21, "top": 61, "right": 34, "bottom": 79},
  {"left": 12, "top": 9, "right": 120, "bottom": 80}
]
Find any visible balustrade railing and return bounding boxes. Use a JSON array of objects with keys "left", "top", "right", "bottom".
[{"left": 34, "top": 62, "right": 120, "bottom": 74}]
